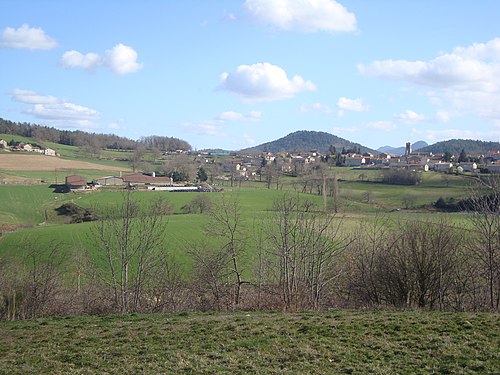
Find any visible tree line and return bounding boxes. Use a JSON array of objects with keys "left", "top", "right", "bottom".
[
  {"left": 0, "top": 177, "right": 498, "bottom": 320},
  {"left": 0, "top": 118, "right": 191, "bottom": 152}
]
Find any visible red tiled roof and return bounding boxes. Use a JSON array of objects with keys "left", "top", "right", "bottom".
[{"left": 65, "top": 175, "right": 87, "bottom": 186}]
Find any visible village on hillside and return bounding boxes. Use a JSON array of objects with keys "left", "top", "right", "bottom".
[{"left": 45, "top": 140, "right": 500, "bottom": 192}]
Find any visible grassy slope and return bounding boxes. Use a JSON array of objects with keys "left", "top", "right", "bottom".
[
  {"left": 0, "top": 185, "right": 73, "bottom": 226},
  {"left": 0, "top": 174, "right": 473, "bottom": 273},
  {"left": 0, "top": 133, "right": 132, "bottom": 170},
  {"left": 0, "top": 311, "right": 498, "bottom": 374}
]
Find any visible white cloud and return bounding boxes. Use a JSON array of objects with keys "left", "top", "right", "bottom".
[
  {"left": 332, "top": 126, "right": 359, "bottom": 133},
  {"left": 394, "top": 109, "right": 426, "bottom": 123},
  {"left": 10, "top": 89, "right": 60, "bottom": 104},
  {"left": 299, "top": 102, "right": 332, "bottom": 113},
  {"left": 105, "top": 43, "right": 143, "bottom": 75},
  {"left": 183, "top": 120, "right": 224, "bottom": 136},
  {"left": 60, "top": 43, "right": 142, "bottom": 75},
  {"left": 337, "top": 97, "right": 369, "bottom": 116},
  {"left": 108, "top": 120, "right": 124, "bottom": 130},
  {"left": 60, "top": 50, "right": 102, "bottom": 72},
  {"left": 244, "top": 0, "right": 356, "bottom": 33},
  {"left": 243, "top": 133, "right": 256, "bottom": 145},
  {"left": 359, "top": 54, "right": 498, "bottom": 91},
  {"left": 359, "top": 38, "right": 500, "bottom": 124},
  {"left": 0, "top": 24, "right": 57, "bottom": 50},
  {"left": 25, "top": 103, "right": 99, "bottom": 121},
  {"left": 411, "top": 128, "right": 500, "bottom": 143},
  {"left": 216, "top": 110, "right": 262, "bottom": 121},
  {"left": 219, "top": 62, "right": 315, "bottom": 101},
  {"left": 436, "top": 110, "right": 451, "bottom": 123},
  {"left": 10, "top": 88, "right": 100, "bottom": 129},
  {"left": 366, "top": 121, "right": 397, "bottom": 131},
  {"left": 222, "top": 11, "right": 237, "bottom": 22}
]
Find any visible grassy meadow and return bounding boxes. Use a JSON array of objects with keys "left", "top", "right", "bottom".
[
  {"left": 0, "top": 161, "right": 475, "bottom": 272},
  {"left": 0, "top": 310, "right": 498, "bottom": 374}
]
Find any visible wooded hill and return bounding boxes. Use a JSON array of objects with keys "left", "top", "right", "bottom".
[
  {"left": 0, "top": 118, "right": 191, "bottom": 151},
  {"left": 419, "top": 139, "right": 500, "bottom": 155},
  {"left": 241, "top": 130, "right": 376, "bottom": 154}
]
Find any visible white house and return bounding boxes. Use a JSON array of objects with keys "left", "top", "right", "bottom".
[
  {"left": 344, "top": 156, "right": 365, "bottom": 167},
  {"left": 432, "top": 162, "right": 453, "bottom": 172},
  {"left": 44, "top": 148, "right": 56, "bottom": 156},
  {"left": 458, "top": 162, "right": 478, "bottom": 172},
  {"left": 0, "top": 139, "right": 7, "bottom": 148}
]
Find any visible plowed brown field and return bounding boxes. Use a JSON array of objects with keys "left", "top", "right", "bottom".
[{"left": 0, "top": 154, "right": 131, "bottom": 171}]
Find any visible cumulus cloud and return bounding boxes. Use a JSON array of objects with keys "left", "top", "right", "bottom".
[
  {"left": 358, "top": 38, "right": 500, "bottom": 123},
  {"left": 105, "top": 44, "right": 143, "bottom": 74},
  {"left": 11, "top": 89, "right": 60, "bottom": 104},
  {"left": 299, "top": 102, "right": 332, "bottom": 113},
  {"left": 0, "top": 24, "right": 57, "bottom": 50},
  {"left": 60, "top": 50, "right": 102, "bottom": 72},
  {"left": 216, "top": 110, "right": 262, "bottom": 121},
  {"left": 395, "top": 109, "right": 426, "bottom": 123},
  {"left": 10, "top": 88, "right": 100, "bottom": 129},
  {"left": 366, "top": 121, "right": 397, "bottom": 131},
  {"left": 60, "top": 43, "right": 143, "bottom": 75},
  {"left": 244, "top": 0, "right": 356, "bottom": 33},
  {"left": 219, "top": 62, "right": 315, "bottom": 101},
  {"left": 337, "top": 97, "right": 369, "bottom": 116}
]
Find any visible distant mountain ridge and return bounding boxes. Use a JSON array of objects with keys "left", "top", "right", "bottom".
[
  {"left": 241, "top": 130, "right": 376, "bottom": 154},
  {"left": 377, "top": 141, "right": 428, "bottom": 156},
  {"left": 419, "top": 139, "right": 500, "bottom": 155}
]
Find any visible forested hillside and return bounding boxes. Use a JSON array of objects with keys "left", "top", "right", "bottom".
[
  {"left": 242, "top": 130, "right": 376, "bottom": 154},
  {"left": 0, "top": 118, "right": 191, "bottom": 151},
  {"left": 419, "top": 139, "right": 500, "bottom": 155}
]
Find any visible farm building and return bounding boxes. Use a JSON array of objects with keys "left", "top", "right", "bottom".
[
  {"left": 94, "top": 176, "right": 125, "bottom": 186},
  {"left": 122, "top": 173, "right": 173, "bottom": 186},
  {"left": 65, "top": 175, "right": 87, "bottom": 190}
]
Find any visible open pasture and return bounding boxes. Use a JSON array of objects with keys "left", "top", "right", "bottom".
[{"left": 0, "top": 310, "right": 497, "bottom": 374}]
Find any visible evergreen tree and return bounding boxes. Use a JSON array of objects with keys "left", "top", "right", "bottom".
[
  {"left": 197, "top": 167, "right": 208, "bottom": 182},
  {"left": 458, "top": 149, "right": 468, "bottom": 163}
]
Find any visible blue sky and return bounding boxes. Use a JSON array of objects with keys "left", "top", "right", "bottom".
[{"left": 1, "top": 1, "right": 499, "bottom": 151}]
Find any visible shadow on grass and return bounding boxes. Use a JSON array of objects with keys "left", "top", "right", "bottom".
[{"left": 49, "top": 184, "right": 70, "bottom": 193}]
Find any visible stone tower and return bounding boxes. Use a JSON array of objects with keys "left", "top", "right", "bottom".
[{"left": 405, "top": 142, "right": 412, "bottom": 156}]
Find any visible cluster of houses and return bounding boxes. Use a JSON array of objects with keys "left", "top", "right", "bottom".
[
  {"left": 196, "top": 143, "right": 500, "bottom": 180},
  {"left": 0, "top": 139, "right": 57, "bottom": 156}
]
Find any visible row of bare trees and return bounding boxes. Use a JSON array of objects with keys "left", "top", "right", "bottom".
[{"left": 1, "top": 178, "right": 498, "bottom": 319}]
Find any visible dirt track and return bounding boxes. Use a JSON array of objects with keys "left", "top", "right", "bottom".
[{"left": 0, "top": 154, "right": 131, "bottom": 172}]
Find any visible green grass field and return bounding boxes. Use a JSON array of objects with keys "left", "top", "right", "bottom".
[
  {"left": 0, "top": 171, "right": 474, "bottom": 270},
  {"left": 0, "top": 310, "right": 497, "bottom": 374}
]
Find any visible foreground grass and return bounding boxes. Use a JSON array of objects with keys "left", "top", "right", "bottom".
[{"left": 0, "top": 311, "right": 498, "bottom": 374}]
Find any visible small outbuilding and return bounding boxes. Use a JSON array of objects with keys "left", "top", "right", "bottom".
[{"left": 65, "top": 175, "right": 87, "bottom": 190}]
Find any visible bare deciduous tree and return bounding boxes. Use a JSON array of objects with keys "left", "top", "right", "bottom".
[
  {"left": 467, "top": 175, "right": 500, "bottom": 310},
  {"left": 92, "top": 192, "right": 168, "bottom": 313},
  {"left": 206, "top": 195, "right": 247, "bottom": 309},
  {"left": 266, "top": 194, "right": 346, "bottom": 310}
]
